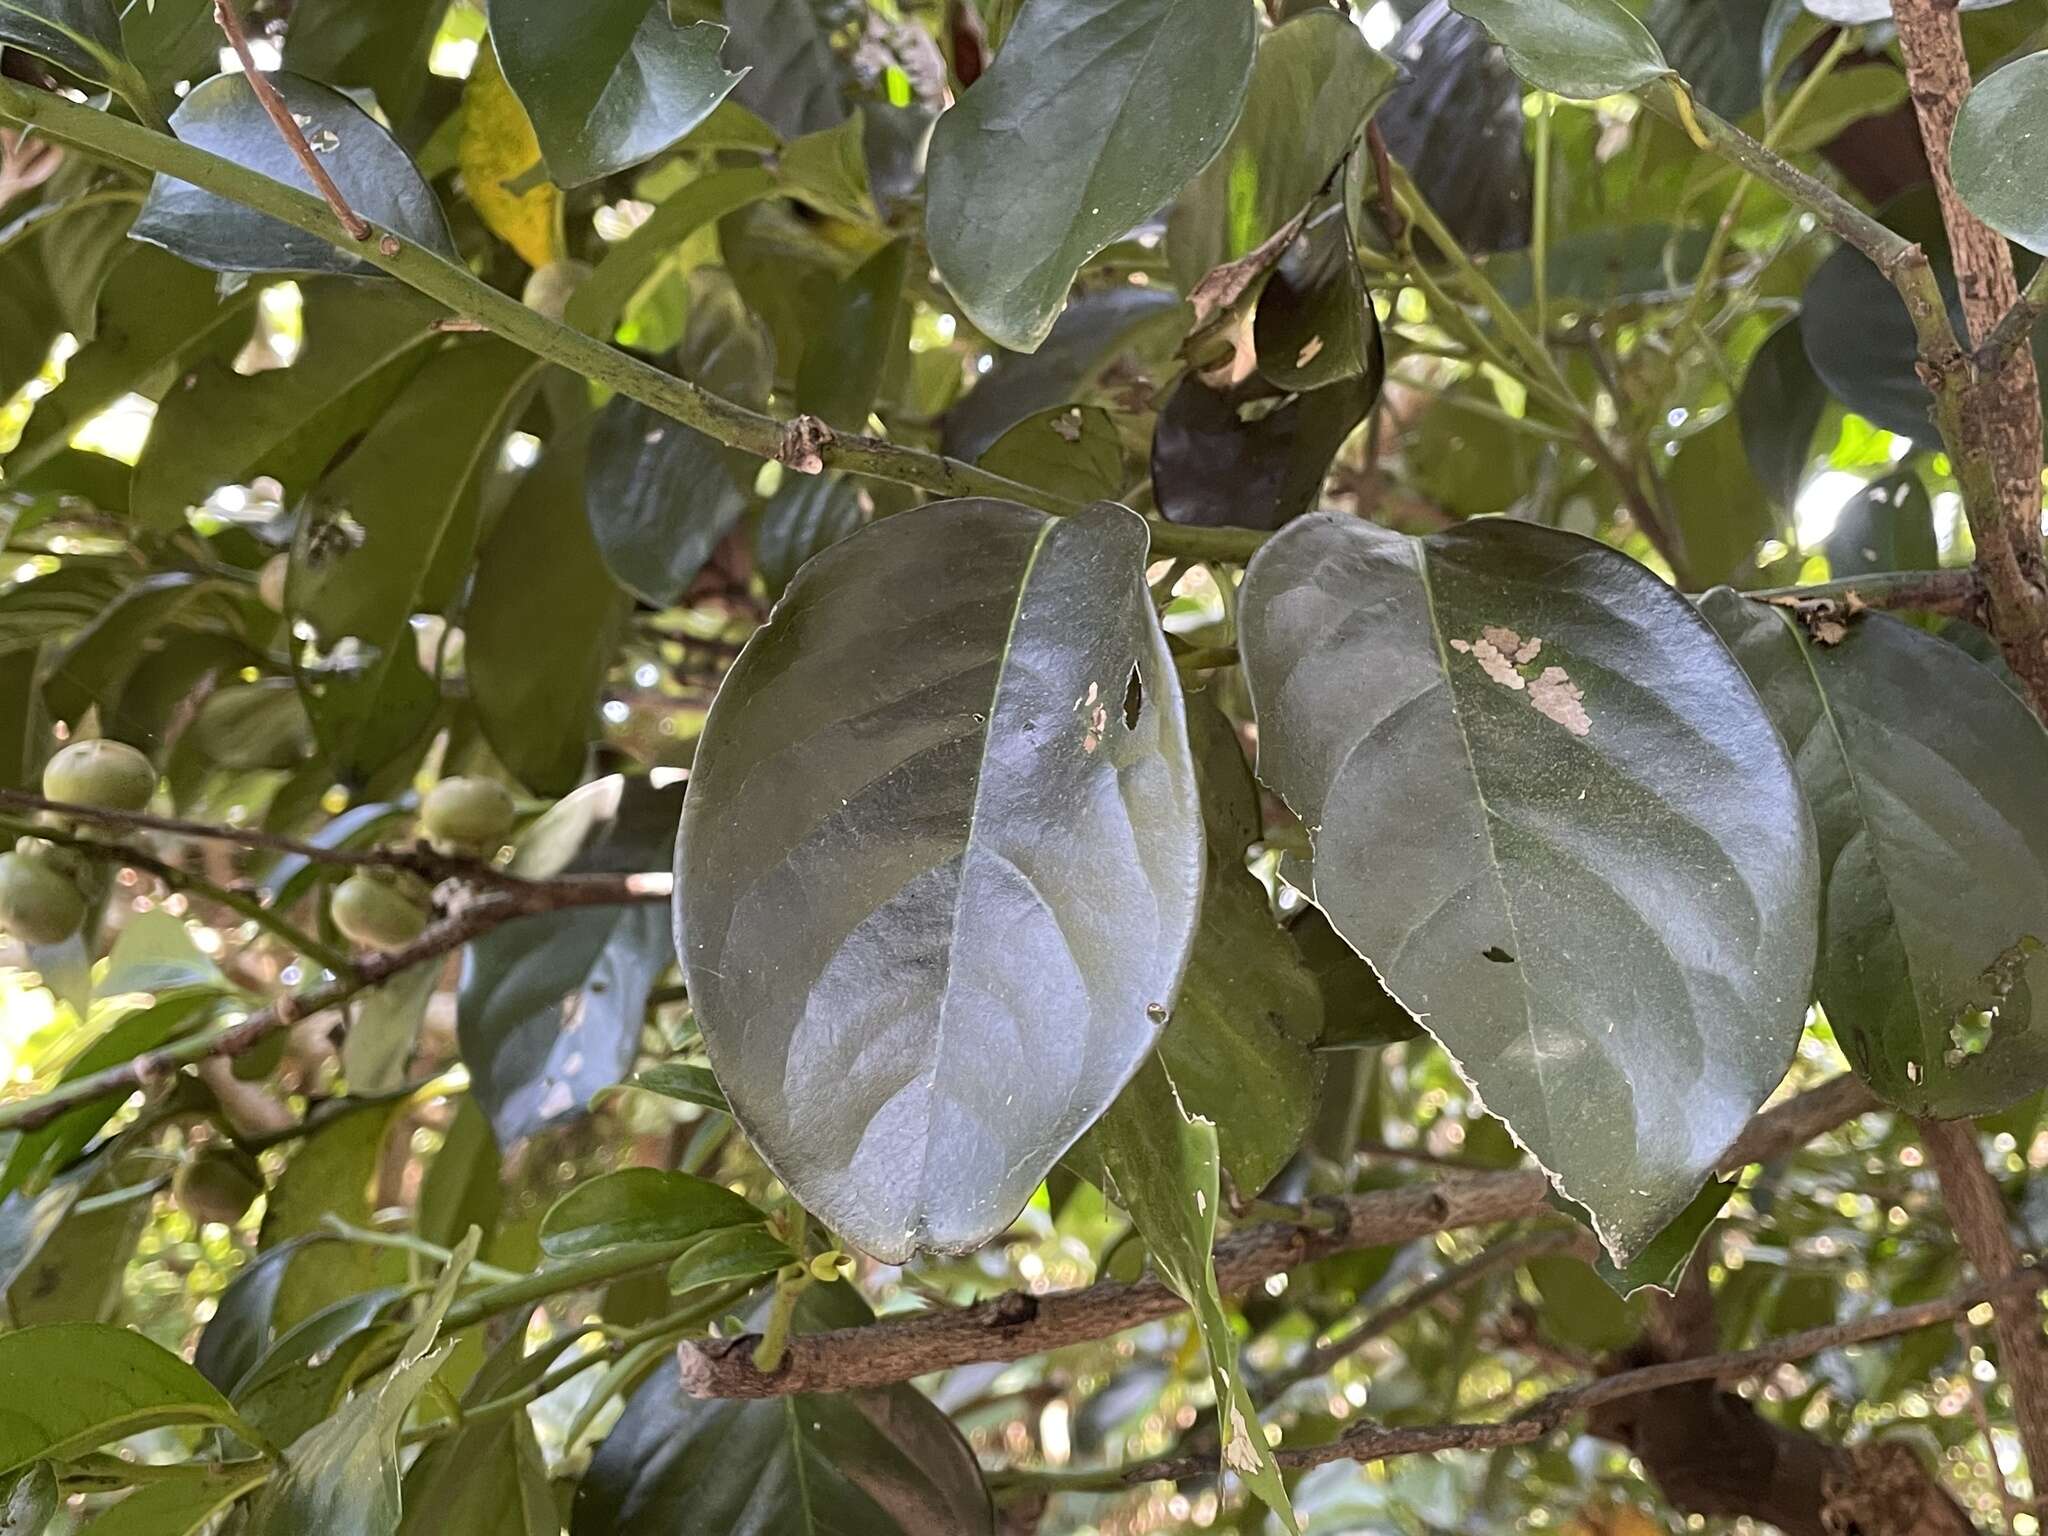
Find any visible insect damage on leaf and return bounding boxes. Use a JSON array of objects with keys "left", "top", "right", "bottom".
[
  {"left": 1222, "top": 1397, "right": 1261, "bottom": 1475},
  {"left": 1451, "top": 627, "right": 1590, "bottom": 735},
  {"left": 1946, "top": 934, "right": 2044, "bottom": 1068},
  {"left": 1764, "top": 591, "right": 1868, "bottom": 647}
]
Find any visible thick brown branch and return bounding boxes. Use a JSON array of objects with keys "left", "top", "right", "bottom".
[
  {"left": 212, "top": 0, "right": 370, "bottom": 240},
  {"left": 678, "top": 1077, "right": 1878, "bottom": 1399},
  {"left": 1918, "top": 1117, "right": 2048, "bottom": 1506},
  {"left": 1122, "top": 1266, "right": 2046, "bottom": 1482},
  {"left": 0, "top": 873, "right": 668, "bottom": 1133}
]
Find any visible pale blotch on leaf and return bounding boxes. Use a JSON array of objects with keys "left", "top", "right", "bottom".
[
  {"left": 1222, "top": 1399, "right": 1262, "bottom": 1475},
  {"left": 1530, "top": 666, "right": 1591, "bottom": 737},
  {"left": 1452, "top": 627, "right": 1587, "bottom": 736}
]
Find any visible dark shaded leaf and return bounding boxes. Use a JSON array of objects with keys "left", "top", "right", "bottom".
[
  {"left": 1255, "top": 204, "right": 1381, "bottom": 394},
  {"left": 1449, "top": 0, "right": 1672, "bottom": 99},
  {"left": 0, "top": 0, "right": 123, "bottom": 87},
  {"left": 132, "top": 73, "right": 458, "bottom": 274},
  {"left": 1151, "top": 370, "right": 1376, "bottom": 531},
  {"left": 1664, "top": 415, "right": 1782, "bottom": 588},
  {"left": 753, "top": 474, "right": 868, "bottom": 596},
  {"left": 1699, "top": 592, "right": 2048, "bottom": 1117},
  {"left": 416, "top": 1097, "right": 502, "bottom": 1255},
  {"left": 1648, "top": 0, "right": 1769, "bottom": 118},
  {"left": 281, "top": 0, "right": 447, "bottom": 130},
  {"left": 978, "top": 405, "right": 1125, "bottom": 506},
  {"left": 797, "top": 237, "right": 910, "bottom": 428},
  {"left": 489, "top": 0, "right": 745, "bottom": 186},
  {"left": 572, "top": 1286, "right": 994, "bottom": 1536},
  {"left": 1239, "top": 516, "right": 1818, "bottom": 1259},
  {"left": 1738, "top": 318, "right": 1829, "bottom": 508},
  {"left": 678, "top": 500, "right": 1203, "bottom": 1260},
  {"left": 258, "top": 1101, "right": 402, "bottom": 1331},
  {"left": 1824, "top": 472, "right": 1939, "bottom": 578},
  {"left": 1166, "top": 11, "right": 1398, "bottom": 293},
  {"left": 926, "top": 0, "right": 1257, "bottom": 350},
  {"left": 1484, "top": 223, "right": 1712, "bottom": 308},
  {"left": 78, "top": 1468, "right": 267, "bottom": 1536},
  {"left": 722, "top": 0, "right": 845, "bottom": 139}
]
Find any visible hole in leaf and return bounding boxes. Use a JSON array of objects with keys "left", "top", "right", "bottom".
[
  {"left": 1482, "top": 946, "right": 1514, "bottom": 964},
  {"left": 1122, "top": 664, "right": 1143, "bottom": 731}
]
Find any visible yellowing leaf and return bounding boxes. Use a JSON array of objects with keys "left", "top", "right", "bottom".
[{"left": 462, "top": 38, "right": 562, "bottom": 269}]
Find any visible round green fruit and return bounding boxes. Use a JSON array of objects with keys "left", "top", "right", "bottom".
[
  {"left": 421, "top": 776, "right": 517, "bottom": 850},
  {"left": 42, "top": 739, "right": 157, "bottom": 812},
  {"left": 521, "top": 259, "right": 592, "bottom": 323},
  {"left": 173, "top": 1147, "right": 265, "bottom": 1227},
  {"left": 0, "top": 851, "right": 85, "bottom": 946},
  {"left": 331, "top": 873, "right": 430, "bottom": 950}
]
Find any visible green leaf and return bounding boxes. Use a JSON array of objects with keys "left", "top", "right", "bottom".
[
  {"left": 1239, "top": 515, "right": 1819, "bottom": 1260},
  {"left": 342, "top": 963, "right": 436, "bottom": 1095},
  {"left": 1699, "top": 593, "right": 2048, "bottom": 1117},
  {"left": 489, "top": 0, "right": 745, "bottom": 186},
  {"left": 1255, "top": 204, "right": 1382, "bottom": 394},
  {"left": 96, "top": 906, "right": 225, "bottom": 999},
  {"left": 1954, "top": 52, "right": 2048, "bottom": 256},
  {"left": 0, "top": 0, "right": 124, "bottom": 89},
  {"left": 1083, "top": 1058, "right": 1297, "bottom": 1532},
  {"left": 780, "top": 112, "right": 878, "bottom": 227},
  {"left": 1738, "top": 318, "right": 1828, "bottom": 509},
  {"left": 259, "top": 1101, "right": 404, "bottom": 1331},
  {"left": 1824, "top": 473, "right": 1939, "bottom": 579},
  {"left": 565, "top": 165, "right": 776, "bottom": 337},
  {"left": 796, "top": 237, "right": 909, "bottom": 428},
  {"left": 586, "top": 402, "right": 753, "bottom": 608},
  {"left": 667, "top": 1225, "right": 793, "bottom": 1295},
  {"left": 132, "top": 73, "right": 459, "bottom": 275},
  {"left": 978, "top": 405, "right": 1126, "bottom": 507},
  {"left": 77, "top": 1466, "right": 266, "bottom": 1536},
  {"left": 1167, "top": 11, "right": 1398, "bottom": 293},
  {"left": 416, "top": 1098, "right": 502, "bottom": 1255},
  {"left": 395, "top": 1329, "right": 565, "bottom": 1536},
  {"left": 132, "top": 281, "right": 437, "bottom": 533},
  {"left": 246, "top": 1231, "right": 479, "bottom": 1536},
  {"left": 43, "top": 572, "right": 203, "bottom": 725},
  {"left": 678, "top": 500, "right": 1204, "bottom": 1260},
  {"left": 280, "top": 0, "right": 446, "bottom": 128},
  {"left": 1151, "top": 370, "right": 1377, "bottom": 531},
  {"left": 118, "top": 0, "right": 217, "bottom": 97},
  {"left": 540, "top": 1167, "right": 765, "bottom": 1258},
  {"left": 926, "top": 0, "right": 1258, "bottom": 351},
  {"left": 470, "top": 423, "right": 631, "bottom": 794},
  {"left": 461, "top": 39, "right": 562, "bottom": 269},
  {"left": 630, "top": 1062, "right": 729, "bottom": 1114},
  {"left": 1448, "top": 0, "right": 1672, "bottom": 99},
  {"left": 290, "top": 338, "right": 538, "bottom": 785},
  {"left": 193, "top": 1238, "right": 304, "bottom": 1395},
  {"left": 0, "top": 1323, "right": 252, "bottom": 1473},
  {"left": 459, "top": 776, "right": 683, "bottom": 1143},
  {"left": 721, "top": 0, "right": 844, "bottom": 139},
  {"left": 573, "top": 1286, "right": 994, "bottom": 1536},
  {"left": 231, "top": 1292, "right": 406, "bottom": 1449},
  {"left": 1593, "top": 1175, "right": 1736, "bottom": 1295},
  {"left": 753, "top": 474, "right": 869, "bottom": 597},
  {"left": 1664, "top": 415, "right": 1782, "bottom": 588}
]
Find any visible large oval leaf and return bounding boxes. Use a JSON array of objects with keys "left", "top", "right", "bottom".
[
  {"left": 0, "top": 1323, "right": 250, "bottom": 1473},
  {"left": 0, "top": 0, "right": 124, "bottom": 87},
  {"left": 1449, "top": 0, "right": 1671, "bottom": 99},
  {"left": 1238, "top": 514, "right": 1818, "bottom": 1260},
  {"left": 1699, "top": 593, "right": 2048, "bottom": 1117},
  {"left": 539, "top": 1168, "right": 765, "bottom": 1258},
  {"left": 131, "top": 73, "right": 459, "bottom": 275},
  {"left": 925, "top": 0, "right": 1257, "bottom": 352},
  {"left": 1954, "top": 52, "right": 2048, "bottom": 257},
  {"left": 678, "top": 500, "right": 1204, "bottom": 1260},
  {"left": 488, "top": 1, "right": 745, "bottom": 186}
]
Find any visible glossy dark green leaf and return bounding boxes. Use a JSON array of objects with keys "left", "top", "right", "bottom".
[
  {"left": 679, "top": 500, "right": 1203, "bottom": 1260},
  {"left": 1825, "top": 472, "right": 1939, "bottom": 578},
  {"left": 1665, "top": 415, "right": 1781, "bottom": 588},
  {"left": 1290, "top": 907, "right": 1419, "bottom": 1049},
  {"left": 194, "top": 1238, "right": 306, "bottom": 1395},
  {"left": 1699, "top": 592, "right": 2048, "bottom": 1117},
  {"left": 245, "top": 1232, "right": 476, "bottom": 1536},
  {"left": 1151, "top": 370, "right": 1376, "bottom": 531},
  {"left": 797, "top": 238, "right": 909, "bottom": 428},
  {"left": 291, "top": 338, "right": 537, "bottom": 786},
  {"left": 1255, "top": 204, "right": 1382, "bottom": 394},
  {"left": 781, "top": 113, "right": 877, "bottom": 226},
  {"left": 586, "top": 399, "right": 754, "bottom": 608},
  {"left": 43, "top": 572, "right": 202, "bottom": 725},
  {"left": 0, "top": 1324, "right": 250, "bottom": 1473},
  {"left": 1375, "top": 1, "right": 1530, "bottom": 256},
  {"left": 281, "top": 0, "right": 446, "bottom": 130},
  {"left": 540, "top": 1168, "right": 764, "bottom": 1258},
  {"left": 1083, "top": 1057, "right": 1296, "bottom": 1530},
  {"left": 1953, "top": 53, "right": 2048, "bottom": 256},
  {"left": 1240, "top": 516, "right": 1819, "bottom": 1260},
  {"left": 565, "top": 165, "right": 777, "bottom": 337},
  {"left": 489, "top": 0, "right": 745, "bottom": 186},
  {"left": 459, "top": 775, "right": 683, "bottom": 1144},
  {"left": 341, "top": 962, "right": 436, "bottom": 1095},
  {"left": 133, "top": 282, "right": 438, "bottom": 532},
  {"left": 119, "top": 0, "right": 219, "bottom": 96},
  {"left": 630, "top": 1062, "right": 729, "bottom": 1113},
  {"left": 132, "top": 73, "right": 458, "bottom": 275},
  {"left": 1738, "top": 318, "right": 1829, "bottom": 509},
  {"left": 667, "top": 1225, "right": 793, "bottom": 1294},
  {"left": 1648, "top": 0, "right": 1769, "bottom": 118},
  {"left": 1166, "top": 11, "right": 1397, "bottom": 293},
  {"left": 76, "top": 1468, "right": 266, "bottom": 1536},
  {"left": 1593, "top": 1175, "right": 1736, "bottom": 1295},
  {"left": 0, "top": 245, "right": 60, "bottom": 405},
  {"left": 753, "top": 474, "right": 868, "bottom": 596},
  {"left": 978, "top": 405, "right": 1125, "bottom": 507},
  {"left": 0, "top": 0, "right": 123, "bottom": 87},
  {"left": 470, "top": 423, "right": 631, "bottom": 795},
  {"left": 231, "top": 1291, "right": 406, "bottom": 1448},
  {"left": 722, "top": 0, "right": 844, "bottom": 139},
  {"left": 573, "top": 1286, "right": 994, "bottom": 1536},
  {"left": 942, "top": 286, "right": 1181, "bottom": 460},
  {"left": 926, "top": 0, "right": 1257, "bottom": 350},
  {"left": 1449, "top": 0, "right": 1672, "bottom": 99}
]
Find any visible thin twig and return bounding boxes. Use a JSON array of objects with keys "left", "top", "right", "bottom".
[
  {"left": 211, "top": 0, "right": 370, "bottom": 240},
  {"left": 1364, "top": 120, "right": 1405, "bottom": 245}
]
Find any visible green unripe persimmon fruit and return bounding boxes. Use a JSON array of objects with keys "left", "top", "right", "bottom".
[
  {"left": 0, "top": 851, "right": 86, "bottom": 946},
  {"left": 42, "top": 739, "right": 157, "bottom": 813},
  {"left": 173, "top": 1146, "right": 265, "bottom": 1227},
  {"left": 421, "top": 776, "right": 517, "bottom": 850},
  {"left": 331, "top": 872, "right": 431, "bottom": 950},
  {"left": 522, "top": 259, "right": 592, "bottom": 323}
]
